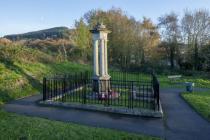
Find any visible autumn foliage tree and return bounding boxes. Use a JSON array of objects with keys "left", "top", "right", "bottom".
[{"left": 80, "top": 8, "right": 160, "bottom": 70}]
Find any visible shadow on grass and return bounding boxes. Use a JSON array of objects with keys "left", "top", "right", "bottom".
[
  {"left": 3, "top": 60, "right": 42, "bottom": 89},
  {"left": 0, "top": 89, "right": 14, "bottom": 103},
  {"left": 1, "top": 60, "right": 42, "bottom": 100}
]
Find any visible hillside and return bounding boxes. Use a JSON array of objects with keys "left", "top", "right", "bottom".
[
  {"left": 1, "top": 26, "right": 79, "bottom": 62},
  {"left": 4, "top": 27, "right": 73, "bottom": 41},
  {"left": 0, "top": 44, "right": 90, "bottom": 104}
]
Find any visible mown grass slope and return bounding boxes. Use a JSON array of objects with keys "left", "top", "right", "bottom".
[
  {"left": 0, "top": 44, "right": 90, "bottom": 104},
  {"left": 181, "top": 91, "right": 210, "bottom": 122},
  {"left": 0, "top": 109, "right": 160, "bottom": 140},
  {"left": 0, "top": 44, "right": 161, "bottom": 140}
]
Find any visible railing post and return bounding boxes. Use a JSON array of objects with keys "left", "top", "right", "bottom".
[
  {"left": 153, "top": 78, "right": 156, "bottom": 111},
  {"left": 152, "top": 72, "right": 160, "bottom": 111},
  {"left": 131, "top": 81, "right": 134, "bottom": 109},
  {"left": 83, "top": 79, "right": 86, "bottom": 104},
  {"left": 156, "top": 81, "right": 160, "bottom": 110},
  {"left": 62, "top": 77, "right": 66, "bottom": 102},
  {"left": 43, "top": 77, "right": 46, "bottom": 101}
]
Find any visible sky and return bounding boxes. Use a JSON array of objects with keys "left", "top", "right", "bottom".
[{"left": 0, "top": 0, "right": 210, "bottom": 37}]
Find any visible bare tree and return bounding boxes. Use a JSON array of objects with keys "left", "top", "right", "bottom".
[
  {"left": 158, "top": 12, "right": 181, "bottom": 69},
  {"left": 181, "top": 9, "right": 210, "bottom": 70}
]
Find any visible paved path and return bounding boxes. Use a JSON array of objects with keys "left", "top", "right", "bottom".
[
  {"left": 3, "top": 88, "right": 210, "bottom": 140},
  {"left": 3, "top": 94, "right": 164, "bottom": 138},
  {"left": 160, "top": 88, "right": 210, "bottom": 140}
]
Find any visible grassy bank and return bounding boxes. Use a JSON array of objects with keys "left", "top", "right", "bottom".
[
  {"left": 181, "top": 91, "right": 210, "bottom": 122},
  {"left": 0, "top": 61, "right": 90, "bottom": 104},
  {"left": 1, "top": 44, "right": 210, "bottom": 139},
  {"left": 1, "top": 44, "right": 210, "bottom": 103},
  {"left": 0, "top": 109, "right": 160, "bottom": 140},
  {"left": 0, "top": 44, "right": 91, "bottom": 104},
  {"left": 0, "top": 44, "right": 161, "bottom": 139}
]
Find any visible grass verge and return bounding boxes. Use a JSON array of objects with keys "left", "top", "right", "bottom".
[
  {"left": 0, "top": 49, "right": 160, "bottom": 140},
  {"left": 181, "top": 91, "right": 210, "bottom": 122},
  {"left": 0, "top": 109, "right": 161, "bottom": 140}
]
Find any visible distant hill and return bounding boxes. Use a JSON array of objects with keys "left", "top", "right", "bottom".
[{"left": 4, "top": 27, "right": 73, "bottom": 41}]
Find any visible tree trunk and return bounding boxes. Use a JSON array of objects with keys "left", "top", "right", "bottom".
[
  {"left": 170, "top": 45, "right": 175, "bottom": 69},
  {"left": 194, "top": 40, "right": 199, "bottom": 70}
]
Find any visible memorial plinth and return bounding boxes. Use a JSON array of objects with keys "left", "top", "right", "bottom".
[{"left": 90, "top": 23, "right": 111, "bottom": 94}]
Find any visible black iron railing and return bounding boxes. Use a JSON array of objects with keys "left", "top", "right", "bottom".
[
  {"left": 43, "top": 71, "right": 160, "bottom": 111},
  {"left": 152, "top": 72, "right": 160, "bottom": 110}
]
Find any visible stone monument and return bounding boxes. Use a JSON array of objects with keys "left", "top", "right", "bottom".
[{"left": 90, "top": 23, "right": 111, "bottom": 96}]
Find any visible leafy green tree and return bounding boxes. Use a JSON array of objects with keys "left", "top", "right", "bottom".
[
  {"left": 201, "top": 44, "right": 210, "bottom": 70},
  {"left": 72, "top": 18, "right": 91, "bottom": 62},
  {"left": 83, "top": 8, "right": 160, "bottom": 70}
]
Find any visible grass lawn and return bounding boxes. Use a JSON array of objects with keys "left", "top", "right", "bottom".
[
  {"left": 57, "top": 86, "right": 154, "bottom": 110},
  {"left": 109, "top": 71, "right": 210, "bottom": 89},
  {"left": 0, "top": 46, "right": 160, "bottom": 140},
  {"left": 1, "top": 44, "right": 209, "bottom": 139},
  {"left": 0, "top": 109, "right": 160, "bottom": 140},
  {"left": 157, "top": 75, "right": 210, "bottom": 89},
  {"left": 0, "top": 61, "right": 90, "bottom": 104},
  {"left": 181, "top": 91, "right": 210, "bottom": 122}
]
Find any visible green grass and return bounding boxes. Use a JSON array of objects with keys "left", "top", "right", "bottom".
[
  {"left": 0, "top": 44, "right": 91, "bottom": 104},
  {"left": 57, "top": 87, "right": 154, "bottom": 110},
  {"left": 181, "top": 91, "right": 210, "bottom": 121},
  {"left": 109, "top": 71, "right": 151, "bottom": 82},
  {"left": 157, "top": 75, "right": 210, "bottom": 88},
  {"left": 0, "top": 109, "right": 160, "bottom": 140},
  {"left": 0, "top": 45, "right": 161, "bottom": 140},
  {"left": 109, "top": 71, "right": 210, "bottom": 89},
  {"left": 0, "top": 61, "right": 90, "bottom": 104},
  {"left": 1, "top": 44, "right": 210, "bottom": 139}
]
